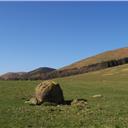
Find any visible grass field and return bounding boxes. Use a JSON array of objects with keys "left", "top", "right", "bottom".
[{"left": 0, "top": 64, "right": 128, "bottom": 128}]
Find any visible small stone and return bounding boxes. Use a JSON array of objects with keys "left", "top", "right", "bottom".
[
  {"left": 71, "top": 99, "right": 88, "bottom": 108},
  {"left": 92, "top": 94, "right": 103, "bottom": 98},
  {"left": 25, "top": 97, "right": 38, "bottom": 105}
]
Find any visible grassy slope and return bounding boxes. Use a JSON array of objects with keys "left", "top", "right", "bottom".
[
  {"left": 61, "top": 47, "right": 128, "bottom": 70},
  {"left": 1, "top": 64, "right": 128, "bottom": 128}
]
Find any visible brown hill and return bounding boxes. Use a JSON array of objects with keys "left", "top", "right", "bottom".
[
  {"left": 62, "top": 47, "right": 128, "bottom": 70},
  {"left": 45, "top": 48, "right": 128, "bottom": 79}
]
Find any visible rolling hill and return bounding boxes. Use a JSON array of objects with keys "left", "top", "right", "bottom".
[
  {"left": 45, "top": 47, "right": 128, "bottom": 79},
  {"left": 62, "top": 47, "right": 128, "bottom": 69}
]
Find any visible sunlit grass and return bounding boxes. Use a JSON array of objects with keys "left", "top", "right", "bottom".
[{"left": 0, "top": 64, "right": 128, "bottom": 127}]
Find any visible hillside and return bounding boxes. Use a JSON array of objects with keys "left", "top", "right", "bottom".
[
  {"left": 45, "top": 48, "right": 128, "bottom": 79},
  {"left": 65, "top": 63, "right": 128, "bottom": 81},
  {"left": 62, "top": 47, "right": 128, "bottom": 69}
]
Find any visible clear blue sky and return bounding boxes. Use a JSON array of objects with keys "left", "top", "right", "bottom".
[{"left": 0, "top": 1, "right": 128, "bottom": 74}]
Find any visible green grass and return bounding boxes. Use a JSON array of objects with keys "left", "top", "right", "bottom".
[{"left": 0, "top": 64, "right": 128, "bottom": 128}]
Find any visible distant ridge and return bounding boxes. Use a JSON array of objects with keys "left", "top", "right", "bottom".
[
  {"left": 0, "top": 72, "right": 27, "bottom": 80},
  {"left": 0, "top": 67, "right": 55, "bottom": 80},
  {"left": 1, "top": 47, "right": 128, "bottom": 80}
]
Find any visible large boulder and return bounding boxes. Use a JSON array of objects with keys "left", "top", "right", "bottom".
[{"left": 33, "top": 81, "right": 64, "bottom": 105}]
